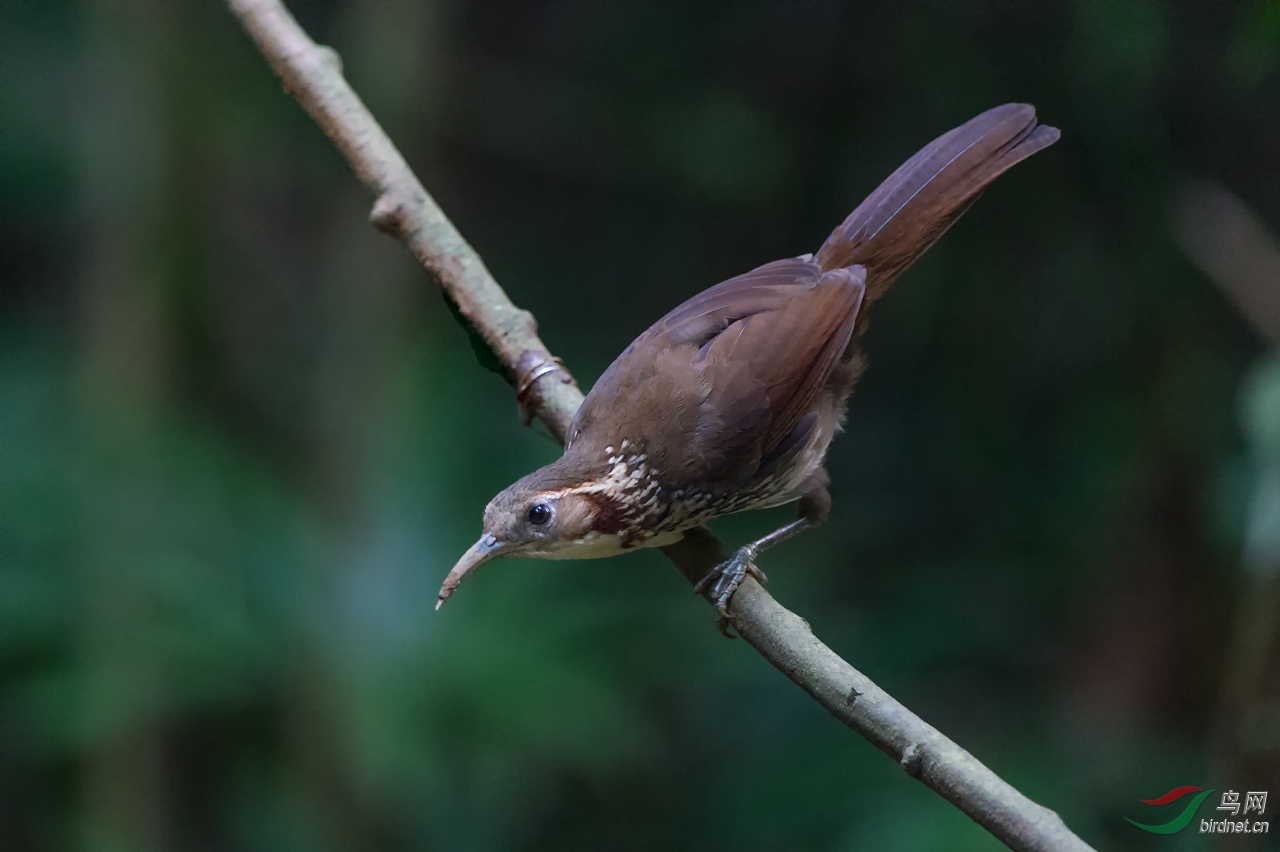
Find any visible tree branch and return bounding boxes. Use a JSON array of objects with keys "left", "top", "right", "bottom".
[{"left": 227, "top": 3, "right": 1095, "bottom": 849}]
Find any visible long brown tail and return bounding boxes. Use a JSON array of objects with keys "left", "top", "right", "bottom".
[{"left": 815, "top": 103, "right": 1058, "bottom": 300}]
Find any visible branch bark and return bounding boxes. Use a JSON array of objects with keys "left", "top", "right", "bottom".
[{"left": 227, "top": 3, "right": 1096, "bottom": 850}]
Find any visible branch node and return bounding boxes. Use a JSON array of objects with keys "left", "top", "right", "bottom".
[
  {"left": 900, "top": 742, "right": 925, "bottom": 778},
  {"left": 315, "top": 44, "right": 342, "bottom": 75},
  {"left": 370, "top": 190, "right": 415, "bottom": 236},
  {"left": 508, "top": 308, "right": 539, "bottom": 337},
  {"left": 847, "top": 685, "right": 862, "bottom": 705}
]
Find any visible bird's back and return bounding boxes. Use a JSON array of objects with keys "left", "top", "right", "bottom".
[{"left": 567, "top": 256, "right": 864, "bottom": 496}]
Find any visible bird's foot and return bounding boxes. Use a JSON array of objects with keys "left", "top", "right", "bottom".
[{"left": 694, "top": 544, "right": 768, "bottom": 617}]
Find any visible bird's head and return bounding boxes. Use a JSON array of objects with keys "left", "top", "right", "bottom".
[{"left": 436, "top": 460, "right": 611, "bottom": 609}]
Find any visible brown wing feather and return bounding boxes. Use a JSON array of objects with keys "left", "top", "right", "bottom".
[
  {"left": 570, "top": 258, "right": 865, "bottom": 488},
  {"left": 697, "top": 266, "right": 864, "bottom": 456},
  {"left": 647, "top": 256, "right": 821, "bottom": 347}
]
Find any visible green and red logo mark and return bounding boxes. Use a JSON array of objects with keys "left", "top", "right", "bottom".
[{"left": 1126, "top": 786, "right": 1215, "bottom": 834}]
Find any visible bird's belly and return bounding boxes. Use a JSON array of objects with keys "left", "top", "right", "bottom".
[
  {"left": 763, "top": 434, "right": 833, "bottom": 503},
  {"left": 744, "top": 421, "right": 834, "bottom": 506},
  {"left": 538, "top": 528, "right": 688, "bottom": 560}
]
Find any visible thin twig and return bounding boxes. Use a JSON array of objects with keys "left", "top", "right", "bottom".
[{"left": 226, "top": 3, "right": 1095, "bottom": 849}]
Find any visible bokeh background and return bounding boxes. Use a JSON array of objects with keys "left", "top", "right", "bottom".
[{"left": 4, "top": 1, "right": 1280, "bottom": 850}]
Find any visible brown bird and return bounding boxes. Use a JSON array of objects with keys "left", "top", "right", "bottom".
[{"left": 439, "top": 103, "right": 1059, "bottom": 613}]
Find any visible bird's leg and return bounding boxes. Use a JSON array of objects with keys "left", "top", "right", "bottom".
[
  {"left": 695, "top": 517, "right": 809, "bottom": 612},
  {"left": 695, "top": 475, "right": 831, "bottom": 616}
]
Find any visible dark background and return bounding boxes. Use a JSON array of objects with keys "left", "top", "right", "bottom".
[{"left": 3, "top": 1, "right": 1279, "bottom": 850}]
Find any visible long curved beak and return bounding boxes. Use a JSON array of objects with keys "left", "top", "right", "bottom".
[{"left": 437, "top": 533, "right": 512, "bottom": 610}]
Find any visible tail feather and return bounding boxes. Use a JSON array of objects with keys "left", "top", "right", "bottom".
[{"left": 815, "top": 103, "right": 1059, "bottom": 300}]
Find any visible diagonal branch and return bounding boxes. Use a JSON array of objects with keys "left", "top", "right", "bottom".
[{"left": 226, "top": 3, "right": 1095, "bottom": 850}]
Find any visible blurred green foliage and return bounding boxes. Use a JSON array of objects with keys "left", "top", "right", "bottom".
[{"left": 2, "top": 1, "right": 1277, "bottom": 851}]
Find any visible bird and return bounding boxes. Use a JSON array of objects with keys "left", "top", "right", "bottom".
[{"left": 438, "top": 103, "right": 1059, "bottom": 614}]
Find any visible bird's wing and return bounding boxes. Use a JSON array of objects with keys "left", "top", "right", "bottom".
[
  {"left": 569, "top": 257, "right": 864, "bottom": 486},
  {"left": 686, "top": 261, "right": 865, "bottom": 480},
  {"left": 586, "top": 257, "right": 861, "bottom": 481},
  {"left": 646, "top": 256, "right": 822, "bottom": 346}
]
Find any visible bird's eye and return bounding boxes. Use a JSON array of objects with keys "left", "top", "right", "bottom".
[{"left": 527, "top": 503, "right": 552, "bottom": 526}]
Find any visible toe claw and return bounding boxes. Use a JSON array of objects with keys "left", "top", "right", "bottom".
[{"left": 697, "top": 545, "right": 762, "bottom": 617}]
